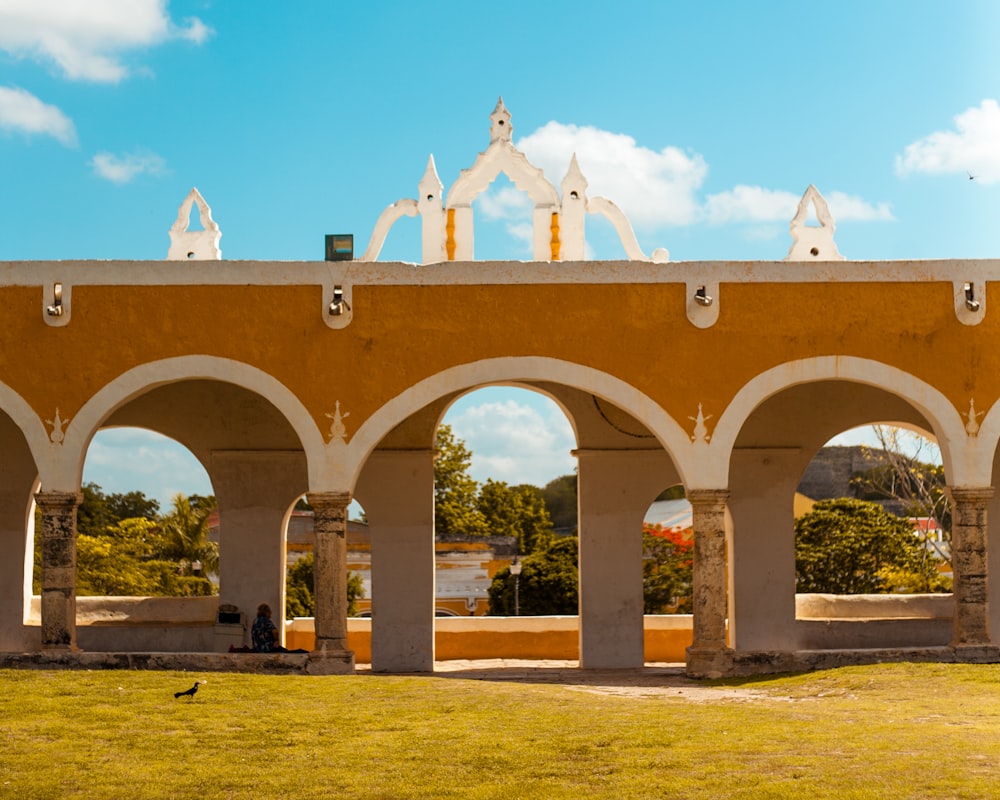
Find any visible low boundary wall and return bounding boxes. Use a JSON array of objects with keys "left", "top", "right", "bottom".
[{"left": 17, "top": 594, "right": 960, "bottom": 665}]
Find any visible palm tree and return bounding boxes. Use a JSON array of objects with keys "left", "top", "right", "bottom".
[{"left": 159, "top": 494, "right": 219, "bottom": 577}]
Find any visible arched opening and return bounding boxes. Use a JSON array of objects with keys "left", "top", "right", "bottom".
[
  {"left": 473, "top": 174, "right": 537, "bottom": 261},
  {"left": 48, "top": 427, "right": 218, "bottom": 602},
  {"left": 728, "top": 377, "right": 953, "bottom": 654},
  {"left": 60, "top": 377, "right": 310, "bottom": 653},
  {"left": 0, "top": 408, "right": 41, "bottom": 651},
  {"left": 349, "top": 358, "right": 688, "bottom": 672}
]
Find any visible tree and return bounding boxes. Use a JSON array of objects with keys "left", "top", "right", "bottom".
[
  {"left": 157, "top": 493, "right": 219, "bottom": 577},
  {"left": 477, "top": 479, "right": 554, "bottom": 554},
  {"left": 642, "top": 524, "right": 693, "bottom": 613},
  {"left": 75, "top": 483, "right": 159, "bottom": 538},
  {"left": 849, "top": 425, "right": 951, "bottom": 565},
  {"left": 795, "top": 498, "right": 949, "bottom": 594},
  {"left": 284, "top": 552, "right": 365, "bottom": 619},
  {"left": 434, "top": 424, "right": 487, "bottom": 537},
  {"left": 487, "top": 538, "right": 578, "bottom": 615},
  {"left": 541, "top": 474, "right": 577, "bottom": 532}
]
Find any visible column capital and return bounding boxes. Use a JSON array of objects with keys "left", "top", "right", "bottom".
[
  {"left": 949, "top": 486, "right": 995, "bottom": 504},
  {"left": 306, "top": 490, "right": 352, "bottom": 508},
  {"left": 34, "top": 490, "right": 83, "bottom": 509},
  {"left": 687, "top": 488, "right": 730, "bottom": 506}
]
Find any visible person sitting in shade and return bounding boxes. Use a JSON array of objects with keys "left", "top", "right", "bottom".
[{"left": 251, "top": 603, "right": 286, "bottom": 652}]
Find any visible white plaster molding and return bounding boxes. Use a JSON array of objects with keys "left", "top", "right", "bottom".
[
  {"left": 359, "top": 199, "right": 418, "bottom": 262},
  {"left": 340, "top": 357, "right": 692, "bottom": 490},
  {"left": 586, "top": 196, "right": 648, "bottom": 261},
  {"left": 167, "top": 188, "right": 222, "bottom": 261},
  {"left": 967, "top": 396, "right": 1000, "bottom": 484},
  {"left": 54, "top": 356, "right": 326, "bottom": 492},
  {"left": 953, "top": 279, "right": 986, "bottom": 325},
  {"left": 686, "top": 279, "right": 719, "bottom": 328},
  {"left": 446, "top": 140, "right": 560, "bottom": 209},
  {"left": 444, "top": 100, "right": 559, "bottom": 261},
  {"left": 785, "top": 185, "right": 844, "bottom": 262},
  {"left": 710, "top": 356, "right": 972, "bottom": 486},
  {"left": 418, "top": 155, "right": 445, "bottom": 265},
  {"left": 44, "top": 409, "right": 69, "bottom": 444},
  {"left": 41, "top": 280, "right": 71, "bottom": 327},
  {"left": 321, "top": 276, "right": 353, "bottom": 329},
  {"left": 4, "top": 257, "right": 999, "bottom": 290},
  {"left": 559, "top": 155, "right": 588, "bottom": 261},
  {"left": 325, "top": 401, "right": 350, "bottom": 444},
  {"left": 0, "top": 380, "right": 52, "bottom": 484}
]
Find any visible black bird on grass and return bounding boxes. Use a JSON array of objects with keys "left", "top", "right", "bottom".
[{"left": 174, "top": 680, "right": 205, "bottom": 699}]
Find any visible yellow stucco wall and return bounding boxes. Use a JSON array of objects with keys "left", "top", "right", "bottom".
[{"left": 2, "top": 273, "right": 995, "bottom": 444}]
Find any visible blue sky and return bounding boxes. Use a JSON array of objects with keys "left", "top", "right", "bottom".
[{"left": 2, "top": 1, "right": 994, "bottom": 505}]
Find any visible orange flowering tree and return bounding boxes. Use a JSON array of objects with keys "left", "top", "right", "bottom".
[{"left": 642, "top": 523, "right": 693, "bottom": 613}]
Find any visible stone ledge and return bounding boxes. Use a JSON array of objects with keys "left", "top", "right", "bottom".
[
  {"left": 723, "top": 645, "right": 1000, "bottom": 677},
  {"left": 0, "top": 651, "right": 315, "bottom": 675}
]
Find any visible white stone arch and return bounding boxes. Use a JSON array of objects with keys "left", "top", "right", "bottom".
[
  {"left": 338, "top": 356, "right": 694, "bottom": 489},
  {"left": 48, "top": 356, "right": 326, "bottom": 492},
  {"left": 710, "top": 356, "right": 972, "bottom": 486},
  {"left": 0, "top": 381, "right": 50, "bottom": 476},
  {"left": 968, "top": 398, "right": 1000, "bottom": 485}
]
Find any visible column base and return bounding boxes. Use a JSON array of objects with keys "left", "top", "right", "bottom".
[
  {"left": 685, "top": 646, "right": 734, "bottom": 679},
  {"left": 307, "top": 640, "right": 355, "bottom": 675},
  {"left": 952, "top": 643, "right": 1000, "bottom": 663}
]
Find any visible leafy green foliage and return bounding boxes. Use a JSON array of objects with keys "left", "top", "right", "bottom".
[
  {"left": 477, "top": 479, "right": 554, "bottom": 554},
  {"left": 795, "top": 498, "right": 949, "bottom": 593},
  {"left": 34, "top": 486, "right": 216, "bottom": 597},
  {"left": 157, "top": 493, "right": 219, "bottom": 577},
  {"left": 284, "top": 552, "right": 365, "bottom": 619},
  {"left": 434, "top": 424, "right": 487, "bottom": 537},
  {"left": 642, "top": 524, "right": 693, "bottom": 613},
  {"left": 848, "top": 427, "right": 951, "bottom": 566},
  {"left": 488, "top": 538, "right": 578, "bottom": 615},
  {"left": 541, "top": 473, "right": 578, "bottom": 531}
]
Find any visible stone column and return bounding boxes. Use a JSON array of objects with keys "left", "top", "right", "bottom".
[
  {"left": 686, "top": 489, "right": 732, "bottom": 677},
  {"left": 35, "top": 491, "right": 82, "bottom": 651},
  {"left": 950, "top": 487, "right": 993, "bottom": 647},
  {"left": 306, "top": 491, "right": 355, "bottom": 673}
]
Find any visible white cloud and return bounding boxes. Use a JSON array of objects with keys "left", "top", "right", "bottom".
[
  {"left": 704, "top": 186, "right": 800, "bottom": 224},
  {"left": 83, "top": 428, "right": 212, "bottom": 508},
  {"left": 477, "top": 185, "right": 533, "bottom": 220},
  {"left": 446, "top": 398, "right": 576, "bottom": 488},
  {"left": 825, "top": 191, "right": 894, "bottom": 222},
  {"left": 0, "top": 85, "right": 76, "bottom": 144},
  {"left": 896, "top": 99, "right": 1000, "bottom": 184},
  {"left": 89, "top": 150, "right": 167, "bottom": 183},
  {"left": 516, "top": 121, "right": 708, "bottom": 228},
  {"left": 705, "top": 185, "right": 893, "bottom": 224},
  {"left": 0, "top": 0, "right": 213, "bottom": 83}
]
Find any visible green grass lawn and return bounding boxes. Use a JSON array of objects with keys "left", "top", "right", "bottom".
[{"left": 1, "top": 662, "right": 999, "bottom": 799}]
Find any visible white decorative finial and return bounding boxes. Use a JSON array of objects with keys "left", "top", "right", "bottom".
[
  {"left": 167, "top": 187, "right": 222, "bottom": 260},
  {"left": 785, "top": 184, "right": 844, "bottom": 261},
  {"left": 561, "top": 154, "right": 588, "bottom": 198},
  {"left": 419, "top": 154, "right": 443, "bottom": 203},
  {"left": 325, "top": 401, "right": 351, "bottom": 444},
  {"left": 966, "top": 398, "right": 983, "bottom": 437},
  {"left": 687, "top": 403, "right": 713, "bottom": 443},
  {"left": 490, "top": 97, "right": 513, "bottom": 143},
  {"left": 45, "top": 408, "right": 70, "bottom": 444}
]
